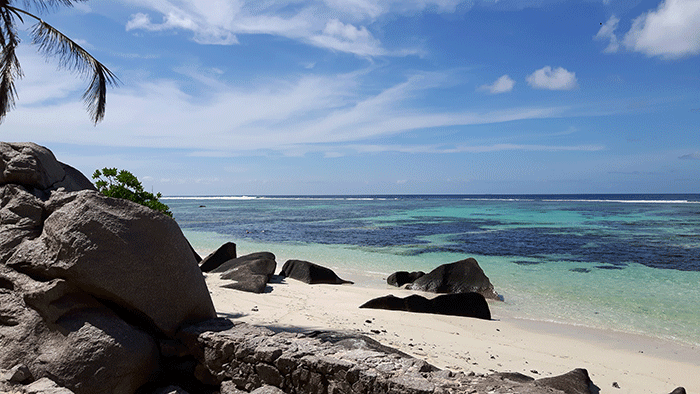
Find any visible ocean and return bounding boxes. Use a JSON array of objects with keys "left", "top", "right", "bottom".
[{"left": 163, "top": 194, "right": 700, "bottom": 347}]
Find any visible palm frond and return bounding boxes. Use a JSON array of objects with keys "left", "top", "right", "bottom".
[
  {"left": 21, "top": 1, "right": 89, "bottom": 13},
  {"left": 31, "top": 18, "right": 118, "bottom": 123},
  {"left": 0, "top": 6, "right": 24, "bottom": 123}
]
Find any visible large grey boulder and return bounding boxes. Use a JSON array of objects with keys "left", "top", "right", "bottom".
[
  {"left": 5, "top": 190, "right": 216, "bottom": 337},
  {"left": 406, "top": 258, "right": 500, "bottom": 300},
  {"left": 0, "top": 184, "right": 45, "bottom": 266},
  {"left": 0, "top": 267, "right": 158, "bottom": 394},
  {"left": 1, "top": 142, "right": 218, "bottom": 393},
  {"left": 0, "top": 142, "right": 94, "bottom": 192}
]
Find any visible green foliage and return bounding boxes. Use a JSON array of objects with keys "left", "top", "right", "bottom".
[{"left": 92, "top": 168, "right": 172, "bottom": 217}]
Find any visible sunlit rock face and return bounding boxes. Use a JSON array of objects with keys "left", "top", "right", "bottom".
[{"left": 0, "top": 142, "right": 216, "bottom": 394}]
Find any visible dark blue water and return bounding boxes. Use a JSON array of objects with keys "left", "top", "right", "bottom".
[{"left": 166, "top": 194, "right": 700, "bottom": 272}]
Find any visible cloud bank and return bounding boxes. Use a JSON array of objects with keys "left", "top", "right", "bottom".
[{"left": 120, "top": 0, "right": 465, "bottom": 56}]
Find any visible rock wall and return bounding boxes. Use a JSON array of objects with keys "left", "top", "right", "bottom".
[{"left": 178, "top": 319, "right": 596, "bottom": 394}]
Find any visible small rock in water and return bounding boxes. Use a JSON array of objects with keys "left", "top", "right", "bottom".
[
  {"left": 570, "top": 268, "right": 591, "bottom": 273},
  {"left": 596, "top": 265, "right": 625, "bottom": 270}
]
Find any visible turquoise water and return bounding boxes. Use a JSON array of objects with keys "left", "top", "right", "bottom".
[{"left": 166, "top": 195, "right": 700, "bottom": 346}]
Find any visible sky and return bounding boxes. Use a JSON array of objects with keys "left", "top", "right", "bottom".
[{"left": 2, "top": 0, "right": 699, "bottom": 195}]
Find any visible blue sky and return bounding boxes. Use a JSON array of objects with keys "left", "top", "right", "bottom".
[{"left": 3, "top": 0, "right": 699, "bottom": 195}]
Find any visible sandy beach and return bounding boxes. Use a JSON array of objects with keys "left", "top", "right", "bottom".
[{"left": 205, "top": 270, "right": 700, "bottom": 394}]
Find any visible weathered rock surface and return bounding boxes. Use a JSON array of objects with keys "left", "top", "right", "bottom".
[
  {"left": 1, "top": 142, "right": 215, "bottom": 394},
  {"left": 406, "top": 259, "right": 500, "bottom": 300},
  {"left": 24, "top": 377, "right": 76, "bottom": 394},
  {"left": 279, "top": 259, "right": 353, "bottom": 285},
  {"left": 0, "top": 267, "right": 158, "bottom": 394},
  {"left": 387, "top": 271, "right": 425, "bottom": 287},
  {"left": 0, "top": 364, "right": 31, "bottom": 384},
  {"left": 213, "top": 252, "right": 277, "bottom": 293},
  {"left": 5, "top": 190, "right": 216, "bottom": 337},
  {"left": 359, "top": 293, "right": 491, "bottom": 320},
  {"left": 177, "top": 318, "right": 596, "bottom": 394},
  {"left": 535, "top": 369, "right": 592, "bottom": 394},
  {"left": 200, "top": 242, "right": 237, "bottom": 272},
  {"left": 0, "top": 142, "right": 94, "bottom": 193}
]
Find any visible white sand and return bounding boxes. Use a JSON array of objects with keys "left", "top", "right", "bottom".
[{"left": 205, "top": 272, "right": 700, "bottom": 394}]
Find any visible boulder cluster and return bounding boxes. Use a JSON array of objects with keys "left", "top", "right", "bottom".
[
  {"left": 199, "top": 244, "right": 354, "bottom": 293},
  {"left": 0, "top": 142, "right": 686, "bottom": 394},
  {"left": 360, "top": 259, "right": 501, "bottom": 320}
]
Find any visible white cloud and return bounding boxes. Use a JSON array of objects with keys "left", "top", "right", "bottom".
[
  {"left": 679, "top": 152, "right": 700, "bottom": 160},
  {"left": 594, "top": 15, "right": 620, "bottom": 53},
  {"left": 341, "top": 143, "right": 604, "bottom": 155},
  {"left": 622, "top": 0, "right": 700, "bottom": 59},
  {"left": 478, "top": 75, "right": 515, "bottom": 94},
  {"left": 310, "top": 19, "right": 385, "bottom": 56},
  {"left": 323, "top": 19, "right": 372, "bottom": 41},
  {"left": 118, "top": 0, "right": 459, "bottom": 56},
  {"left": 526, "top": 66, "right": 578, "bottom": 90},
  {"left": 126, "top": 12, "right": 238, "bottom": 45},
  {"left": 322, "top": 0, "right": 385, "bottom": 19},
  {"left": 3, "top": 56, "right": 572, "bottom": 157}
]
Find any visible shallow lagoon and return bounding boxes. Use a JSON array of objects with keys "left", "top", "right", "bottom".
[{"left": 168, "top": 194, "right": 700, "bottom": 346}]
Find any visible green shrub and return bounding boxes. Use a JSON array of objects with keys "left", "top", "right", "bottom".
[{"left": 92, "top": 168, "right": 172, "bottom": 217}]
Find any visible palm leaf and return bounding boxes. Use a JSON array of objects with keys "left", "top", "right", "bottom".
[
  {"left": 0, "top": 6, "right": 23, "bottom": 123},
  {"left": 0, "top": 4, "right": 118, "bottom": 124},
  {"left": 31, "top": 18, "right": 118, "bottom": 123},
  {"left": 21, "top": 1, "right": 89, "bottom": 12}
]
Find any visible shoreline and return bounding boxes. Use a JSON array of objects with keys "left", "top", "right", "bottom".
[{"left": 204, "top": 268, "right": 700, "bottom": 394}]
